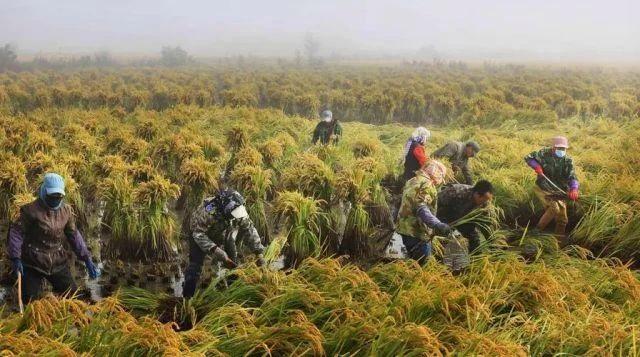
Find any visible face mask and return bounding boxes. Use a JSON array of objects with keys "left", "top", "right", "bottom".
[
  {"left": 323, "top": 117, "right": 332, "bottom": 123},
  {"left": 554, "top": 149, "right": 566, "bottom": 158},
  {"left": 44, "top": 195, "right": 64, "bottom": 210}
]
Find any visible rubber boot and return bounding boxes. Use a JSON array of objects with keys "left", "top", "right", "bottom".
[{"left": 536, "top": 209, "right": 555, "bottom": 231}]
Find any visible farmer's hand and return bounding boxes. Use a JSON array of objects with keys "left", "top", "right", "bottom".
[
  {"left": 11, "top": 258, "right": 23, "bottom": 277},
  {"left": 534, "top": 166, "right": 544, "bottom": 175},
  {"left": 84, "top": 258, "right": 100, "bottom": 279},
  {"left": 223, "top": 258, "right": 237, "bottom": 269},
  {"left": 210, "top": 246, "right": 236, "bottom": 269},
  {"left": 435, "top": 223, "right": 452, "bottom": 235},
  {"left": 567, "top": 189, "right": 579, "bottom": 201}
]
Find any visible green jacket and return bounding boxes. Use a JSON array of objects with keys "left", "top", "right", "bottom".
[
  {"left": 396, "top": 171, "right": 438, "bottom": 241},
  {"left": 312, "top": 120, "right": 343, "bottom": 145},
  {"left": 432, "top": 141, "right": 473, "bottom": 185},
  {"left": 524, "top": 148, "right": 578, "bottom": 192}
]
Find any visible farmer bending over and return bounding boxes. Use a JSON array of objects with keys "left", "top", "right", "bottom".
[
  {"left": 432, "top": 140, "right": 481, "bottom": 185},
  {"left": 183, "top": 189, "right": 265, "bottom": 298},
  {"left": 437, "top": 180, "right": 494, "bottom": 254},
  {"left": 395, "top": 160, "right": 451, "bottom": 264},
  {"left": 7, "top": 173, "right": 99, "bottom": 303}
]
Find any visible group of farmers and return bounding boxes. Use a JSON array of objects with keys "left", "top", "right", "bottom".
[{"left": 6, "top": 109, "right": 579, "bottom": 303}]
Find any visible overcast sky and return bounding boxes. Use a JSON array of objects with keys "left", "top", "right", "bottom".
[{"left": 1, "top": 0, "right": 639, "bottom": 61}]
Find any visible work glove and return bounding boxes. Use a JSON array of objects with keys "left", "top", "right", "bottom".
[
  {"left": 211, "top": 246, "right": 237, "bottom": 269},
  {"left": 256, "top": 254, "right": 266, "bottom": 267},
  {"left": 11, "top": 258, "right": 23, "bottom": 277},
  {"left": 84, "top": 258, "right": 100, "bottom": 279},
  {"left": 534, "top": 166, "right": 544, "bottom": 175},
  {"left": 435, "top": 222, "right": 452, "bottom": 236},
  {"left": 567, "top": 189, "right": 579, "bottom": 201}
]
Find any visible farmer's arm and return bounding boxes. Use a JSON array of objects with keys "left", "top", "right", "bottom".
[
  {"left": 238, "top": 217, "right": 265, "bottom": 254},
  {"left": 432, "top": 142, "right": 456, "bottom": 159},
  {"left": 190, "top": 208, "right": 217, "bottom": 252},
  {"left": 64, "top": 207, "right": 91, "bottom": 261},
  {"left": 7, "top": 209, "right": 27, "bottom": 261}
]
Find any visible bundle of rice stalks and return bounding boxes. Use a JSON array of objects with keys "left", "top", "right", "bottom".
[
  {"left": 94, "top": 154, "right": 130, "bottom": 178},
  {"left": 179, "top": 156, "right": 220, "bottom": 209},
  {"left": 352, "top": 137, "right": 381, "bottom": 158},
  {"left": 225, "top": 125, "right": 249, "bottom": 151},
  {"left": 25, "top": 151, "right": 56, "bottom": 181},
  {"left": 133, "top": 175, "right": 181, "bottom": 261},
  {"left": 280, "top": 153, "right": 334, "bottom": 202},
  {"left": 24, "top": 130, "right": 57, "bottom": 154},
  {"left": 234, "top": 146, "right": 263, "bottom": 167},
  {"left": 99, "top": 174, "right": 139, "bottom": 260},
  {"left": 335, "top": 169, "right": 380, "bottom": 258},
  {"left": 273, "top": 191, "right": 326, "bottom": 267},
  {"left": 229, "top": 164, "right": 273, "bottom": 242},
  {"left": 135, "top": 117, "right": 161, "bottom": 140},
  {"left": 200, "top": 137, "right": 226, "bottom": 161},
  {"left": 0, "top": 154, "right": 29, "bottom": 220},
  {"left": 570, "top": 199, "right": 627, "bottom": 252},
  {"left": 260, "top": 139, "right": 284, "bottom": 166}
]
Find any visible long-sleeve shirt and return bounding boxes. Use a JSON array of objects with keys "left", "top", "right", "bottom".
[
  {"left": 396, "top": 171, "right": 444, "bottom": 240},
  {"left": 312, "top": 120, "right": 343, "bottom": 145},
  {"left": 189, "top": 197, "right": 264, "bottom": 262},
  {"left": 7, "top": 199, "right": 91, "bottom": 275},
  {"left": 524, "top": 148, "right": 579, "bottom": 192},
  {"left": 432, "top": 141, "right": 473, "bottom": 185}
]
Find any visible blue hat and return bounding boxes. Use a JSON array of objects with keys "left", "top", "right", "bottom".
[{"left": 42, "top": 173, "right": 66, "bottom": 196}]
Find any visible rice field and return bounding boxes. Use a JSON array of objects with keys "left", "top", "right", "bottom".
[{"left": 1, "top": 65, "right": 640, "bottom": 355}]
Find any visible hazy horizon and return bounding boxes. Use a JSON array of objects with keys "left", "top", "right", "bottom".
[{"left": 2, "top": 0, "right": 639, "bottom": 62}]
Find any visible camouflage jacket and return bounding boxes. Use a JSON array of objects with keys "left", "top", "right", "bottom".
[
  {"left": 396, "top": 171, "right": 438, "bottom": 240},
  {"left": 312, "top": 121, "right": 343, "bottom": 145},
  {"left": 524, "top": 148, "right": 578, "bottom": 192},
  {"left": 432, "top": 141, "right": 472, "bottom": 184},
  {"left": 189, "top": 197, "right": 264, "bottom": 261}
]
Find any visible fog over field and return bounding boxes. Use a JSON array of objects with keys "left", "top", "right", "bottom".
[{"left": 1, "top": 0, "right": 639, "bottom": 62}]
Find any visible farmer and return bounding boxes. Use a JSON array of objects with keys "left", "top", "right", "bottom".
[
  {"left": 525, "top": 136, "right": 579, "bottom": 237},
  {"left": 436, "top": 180, "right": 495, "bottom": 254},
  {"left": 312, "top": 110, "right": 343, "bottom": 145},
  {"left": 7, "top": 173, "right": 99, "bottom": 303},
  {"left": 402, "top": 126, "right": 431, "bottom": 181},
  {"left": 395, "top": 160, "right": 452, "bottom": 264},
  {"left": 432, "top": 140, "right": 481, "bottom": 185},
  {"left": 183, "top": 189, "right": 265, "bottom": 298}
]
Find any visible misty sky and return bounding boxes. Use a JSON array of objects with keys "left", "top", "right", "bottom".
[{"left": 1, "top": 0, "right": 639, "bottom": 61}]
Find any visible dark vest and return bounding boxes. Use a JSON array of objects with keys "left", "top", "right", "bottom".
[
  {"left": 403, "top": 142, "right": 422, "bottom": 180},
  {"left": 21, "top": 200, "right": 74, "bottom": 274}
]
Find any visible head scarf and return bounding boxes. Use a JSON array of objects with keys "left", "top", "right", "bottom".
[
  {"left": 401, "top": 127, "right": 431, "bottom": 163},
  {"left": 422, "top": 160, "right": 447, "bottom": 185}
]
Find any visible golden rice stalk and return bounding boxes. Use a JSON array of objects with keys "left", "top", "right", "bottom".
[
  {"left": 226, "top": 125, "right": 249, "bottom": 150},
  {"left": 260, "top": 139, "right": 284, "bottom": 166}
]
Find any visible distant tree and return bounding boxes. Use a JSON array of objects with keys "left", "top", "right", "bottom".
[
  {"left": 160, "top": 46, "right": 190, "bottom": 66},
  {"left": 304, "top": 33, "right": 320, "bottom": 66},
  {"left": 294, "top": 49, "right": 303, "bottom": 66},
  {"left": 94, "top": 51, "right": 115, "bottom": 66},
  {"left": 0, "top": 44, "right": 19, "bottom": 72}
]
